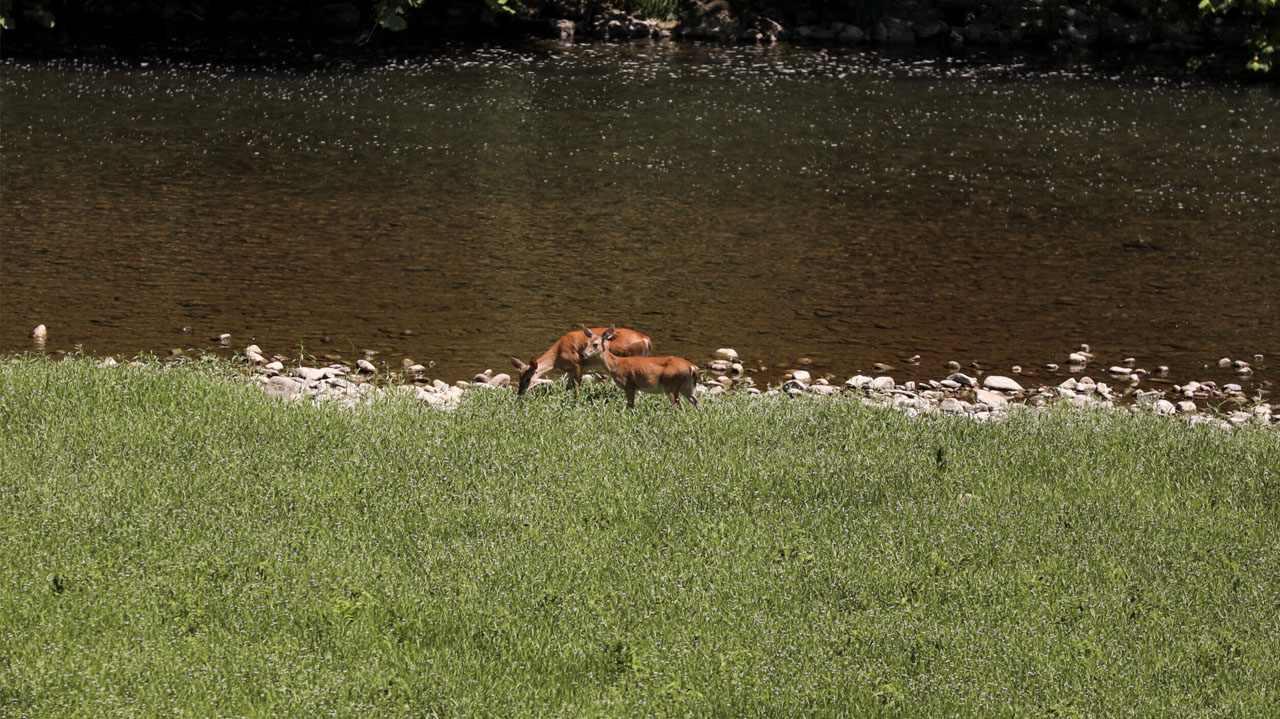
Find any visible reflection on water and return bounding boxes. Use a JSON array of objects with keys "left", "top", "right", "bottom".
[{"left": 2, "top": 42, "right": 1278, "bottom": 389}]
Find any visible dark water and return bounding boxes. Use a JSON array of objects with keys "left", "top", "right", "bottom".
[{"left": 3, "top": 42, "right": 1278, "bottom": 390}]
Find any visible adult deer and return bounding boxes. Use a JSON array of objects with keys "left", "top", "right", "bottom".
[
  {"left": 509, "top": 325, "right": 652, "bottom": 396},
  {"left": 581, "top": 325, "right": 700, "bottom": 408}
]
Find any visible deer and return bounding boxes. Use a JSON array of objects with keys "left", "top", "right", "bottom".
[
  {"left": 580, "top": 325, "right": 700, "bottom": 409},
  {"left": 509, "top": 325, "right": 652, "bottom": 396}
]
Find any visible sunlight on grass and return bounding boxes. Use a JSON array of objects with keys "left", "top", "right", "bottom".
[{"left": 1, "top": 357, "right": 1277, "bottom": 716}]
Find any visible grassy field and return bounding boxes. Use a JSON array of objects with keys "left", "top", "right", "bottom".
[{"left": 1, "top": 356, "right": 1277, "bottom": 718}]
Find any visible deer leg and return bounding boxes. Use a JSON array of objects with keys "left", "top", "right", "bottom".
[
  {"left": 626, "top": 386, "right": 637, "bottom": 409},
  {"left": 570, "top": 366, "right": 583, "bottom": 394}
]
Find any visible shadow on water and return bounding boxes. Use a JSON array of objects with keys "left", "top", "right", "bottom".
[{"left": 2, "top": 40, "right": 1277, "bottom": 389}]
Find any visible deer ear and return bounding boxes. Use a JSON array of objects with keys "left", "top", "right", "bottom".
[
  {"left": 581, "top": 325, "right": 595, "bottom": 338},
  {"left": 510, "top": 356, "right": 528, "bottom": 371},
  {"left": 527, "top": 357, "right": 539, "bottom": 371},
  {"left": 603, "top": 325, "right": 616, "bottom": 340}
]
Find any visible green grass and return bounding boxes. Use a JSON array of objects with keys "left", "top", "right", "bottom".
[{"left": 1, "top": 356, "right": 1277, "bottom": 717}]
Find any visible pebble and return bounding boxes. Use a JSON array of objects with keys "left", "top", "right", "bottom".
[
  {"left": 940, "top": 397, "right": 966, "bottom": 414},
  {"left": 264, "top": 360, "right": 284, "bottom": 372},
  {"left": 245, "top": 344, "right": 262, "bottom": 356},
  {"left": 715, "top": 348, "right": 739, "bottom": 361},
  {"left": 946, "top": 373, "right": 977, "bottom": 387},
  {"left": 1067, "top": 352, "right": 1089, "bottom": 364},
  {"left": 1218, "top": 357, "right": 1232, "bottom": 368},
  {"left": 1254, "top": 354, "right": 1265, "bottom": 363},
  {"left": 357, "top": 359, "right": 377, "bottom": 374},
  {"left": 787, "top": 369, "right": 812, "bottom": 384},
  {"left": 872, "top": 362, "right": 894, "bottom": 372},
  {"left": 1123, "top": 357, "right": 1136, "bottom": 366},
  {"left": 1109, "top": 366, "right": 1131, "bottom": 376},
  {"left": 1058, "top": 378, "right": 1078, "bottom": 390},
  {"left": 32, "top": 324, "right": 48, "bottom": 339},
  {"left": 1177, "top": 400, "right": 1197, "bottom": 414},
  {"left": 939, "top": 379, "right": 961, "bottom": 389},
  {"left": 1223, "top": 383, "right": 1243, "bottom": 393},
  {"left": 808, "top": 384, "right": 841, "bottom": 396},
  {"left": 1155, "top": 366, "right": 1169, "bottom": 375},
  {"left": 845, "top": 375, "right": 872, "bottom": 389},
  {"left": 729, "top": 362, "right": 744, "bottom": 375},
  {"left": 1154, "top": 399, "right": 1176, "bottom": 416},
  {"left": 489, "top": 373, "right": 511, "bottom": 388},
  {"left": 982, "top": 375, "right": 1023, "bottom": 393},
  {"left": 295, "top": 367, "right": 330, "bottom": 381},
  {"left": 1045, "top": 363, "right": 1059, "bottom": 371}
]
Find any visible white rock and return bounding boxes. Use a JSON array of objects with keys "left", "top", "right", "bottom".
[
  {"left": 264, "top": 360, "right": 284, "bottom": 372},
  {"left": 263, "top": 375, "right": 304, "bottom": 398},
  {"left": 715, "top": 348, "right": 739, "bottom": 361},
  {"left": 808, "top": 384, "right": 841, "bottom": 396},
  {"left": 31, "top": 324, "right": 47, "bottom": 339},
  {"left": 357, "top": 359, "right": 377, "bottom": 374},
  {"left": 1067, "top": 352, "right": 1089, "bottom": 364},
  {"left": 940, "top": 397, "right": 966, "bottom": 414},
  {"left": 489, "top": 373, "right": 511, "bottom": 388},
  {"left": 295, "top": 367, "right": 328, "bottom": 381},
  {"left": 1108, "top": 366, "right": 1131, "bottom": 376},
  {"left": 869, "top": 376, "right": 895, "bottom": 392},
  {"left": 1070, "top": 395, "right": 1089, "bottom": 408},
  {"left": 1224, "top": 383, "right": 1243, "bottom": 393},
  {"left": 974, "top": 388, "right": 1008, "bottom": 407},
  {"left": 1253, "top": 354, "right": 1264, "bottom": 363},
  {"left": 787, "top": 369, "right": 812, "bottom": 384},
  {"left": 1058, "top": 378, "right": 1078, "bottom": 390},
  {"left": 717, "top": 375, "right": 733, "bottom": 389},
  {"left": 939, "top": 380, "right": 961, "bottom": 390},
  {"left": 709, "top": 360, "right": 731, "bottom": 373},
  {"left": 245, "top": 351, "right": 267, "bottom": 365},
  {"left": 1154, "top": 399, "right": 1176, "bottom": 415},
  {"left": 245, "top": 344, "right": 262, "bottom": 356},
  {"left": 781, "top": 379, "right": 807, "bottom": 393},
  {"left": 406, "top": 364, "right": 426, "bottom": 373},
  {"left": 100, "top": 357, "right": 118, "bottom": 367},
  {"left": 1218, "top": 357, "right": 1232, "bottom": 368},
  {"left": 1177, "top": 400, "right": 1197, "bottom": 414},
  {"left": 845, "top": 375, "right": 873, "bottom": 389},
  {"left": 982, "top": 375, "right": 1023, "bottom": 392},
  {"left": 947, "top": 373, "right": 977, "bottom": 387},
  {"left": 472, "top": 373, "right": 490, "bottom": 384},
  {"left": 218, "top": 333, "right": 231, "bottom": 343},
  {"left": 1123, "top": 357, "right": 1136, "bottom": 366}
]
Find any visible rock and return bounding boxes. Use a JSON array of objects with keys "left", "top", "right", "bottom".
[
  {"left": 837, "top": 25, "right": 868, "bottom": 44},
  {"left": 729, "top": 362, "right": 744, "bottom": 375},
  {"left": 1058, "top": 378, "right": 1079, "bottom": 390},
  {"left": 1109, "top": 366, "right": 1131, "bottom": 376},
  {"left": 876, "top": 17, "right": 916, "bottom": 44},
  {"left": 715, "top": 348, "right": 739, "bottom": 361},
  {"left": 1235, "top": 367, "right": 1253, "bottom": 377},
  {"left": 709, "top": 360, "right": 731, "bottom": 373},
  {"left": 946, "top": 360, "right": 961, "bottom": 371},
  {"left": 472, "top": 373, "right": 490, "bottom": 384},
  {"left": 1253, "top": 354, "right": 1265, "bottom": 363},
  {"left": 1068, "top": 352, "right": 1089, "bottom": 365},
  {"left": 946, "top": 373, "right": 977, "bottom": 387},
  {"left": 245, "top": 350, "right": 267, "bottom": 365},
  {"left": 489, "top": 373, "right": 511, "bottom": 388},
  {"left": 787, "top": 370, "right": 812, "bottom": 384},
  {"left": 974, "top": 388, "right": 1007, "bottom": 408},
  {"left": 1177, "top": 400, "right": 1197, "bottom": 414},
  {"left": 295, "top": 367, "right": 329, "bottom": 382},
  {"left": 357, "top": 359, "right": 376, "bottom": 374},
  {"left": 845, "top": 375, "right": 873, "bottom": 389},
  {"left": 1223, "top": 383, "right": 1243, "bottom": 393},
  {"left": 100, "top": 357, "right": 118, "bottom": 367},
  {"left": 808, "top": 384, "right": 841, "bottom": 396},
  {"left": 1218, "top": 357, "right": 1232, "bottom": 368},
  {"left": 1070, "top": 395, "right": 1089, "bottom": 409},
  {"left": 1155, "top": 366, "right": 1169, "bottom": 375},
  {"left": 264, "top": 360, "right": 285, "bottom": 372},
  {"left": 263, "top": 375, "right": 304, "bottom": 399},
  {"left": 1154, "top": 399, "right": 1176, "bottom": 416},
  {"left": 245, "top": 344, "right": 262, "bottom": 356},
  {"left": 31, "top": 324, "right": 47, "bottom": 339},
  {"left": 217, "top": 333, "right": 231, "bottom": 343},
  {"left": 717, "top": 375, "right": 734, "bottom": 389},
  {"left": 1123, "top": 357, "right": 1136, "bottom": 366},
  {"left": 939, "top": 379, "right": 961, "bottom": 389},
  {"left": 869, "top": 376, "right": 896, "bottom": 391},
  {"left": 940, "top": 397, "right": 966, "bottom": 414},
  {"left": 1045, "top": 363, "right": 1060, "bottom": 371},
  {"left": 432, "top": 379, "right": 450, "bottom": 392},
  {"left": 982, "top": 375, "right": 1023, "bottom": 392},
  {"left": 873, "top": 362, "right": 894, "bottom": 372},
  {"left": 406, "top": 364, "right": 426, "bottom": 373}
]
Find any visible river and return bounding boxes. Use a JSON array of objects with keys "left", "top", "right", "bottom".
[{"left": 3, "top": 41, "right": 1277, "bottom": 390}]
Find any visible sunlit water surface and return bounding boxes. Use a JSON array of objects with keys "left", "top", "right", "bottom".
[{"left": 3, "top": 42, "right": 1278, "bottom": 389}]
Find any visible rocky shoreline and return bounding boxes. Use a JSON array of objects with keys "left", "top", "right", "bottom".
[
  {"left": 524, "top": 0, "right": 1266, "bottom": 59},
  {"left": 222, "top": 340, "right": 1277, "bottom": 429}
]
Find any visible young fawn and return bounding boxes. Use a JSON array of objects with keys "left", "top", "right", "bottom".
[
  {"left": 581, "top": 325, "right": 700, "bottom": 408},
  {"left": 509, "top": 325, "right": 652, "bottom": 396}
]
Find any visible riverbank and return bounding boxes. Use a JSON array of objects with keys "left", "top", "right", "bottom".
[
  {"left": 2, "top": 356, "right": 1277, "bottom": 716},
  {"left": 1, "top": 0, "right": 1275, "bottom": 75}
]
